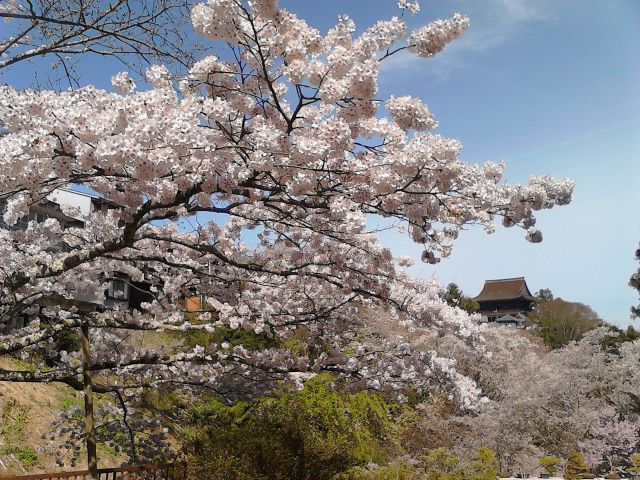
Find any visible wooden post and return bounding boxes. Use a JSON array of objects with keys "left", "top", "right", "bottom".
[{"left": 80, "top": 320, "right": 98, "bottom": 480}]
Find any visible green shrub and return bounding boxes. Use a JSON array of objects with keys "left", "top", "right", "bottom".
[
  {"left": 53, "top": 329, "right": 80, "bottom": 355},
  {"left": 564, "top": 453, "right": 592, "bottom": 480},
  {"left": 419, "top": 447, "right": 499, "bottom": 480},
  {"left": 334, "top": 462, "right": 421, "bottom": 480},
  {"left": 539, "top": 456, "right": 562, "bottom": 476},
  {"left": 181, "top": 325, "right": 275, "bottom": 351},
  {"left": 628, "top": 453, "right": 640, "bottom": 478},
  {"left": 422, "top": 448, "right": 463, "bottom": 480},
  {"left": 465, "top": 448, "right": 499, "bottom": 480},
  {"left": 186, "top": 376, "right": 401, "bottom": 480}
]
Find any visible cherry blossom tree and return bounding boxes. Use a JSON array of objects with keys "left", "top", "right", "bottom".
[
  {"left": 581, "top": 405, "right": 640, "bottom": 474},
  {"left": 630, "top": 243, "right": 640, "bottom": 317},
  {"left": 0, "top": 0, "right": 574, "bottom": 463},
  {"left": 418, "top": 326, "right": 640, "bottom": 475}
]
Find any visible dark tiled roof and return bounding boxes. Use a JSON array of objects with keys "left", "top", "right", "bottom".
[{"left": 473, "top": 277, "right": 535, "bottom": 302}]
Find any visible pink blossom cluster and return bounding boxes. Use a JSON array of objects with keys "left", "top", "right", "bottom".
[
  {"left": 111, "top": 71, "right": 137, "bottom": 94},
  {"left": 397, "top": 0, "right": 420, "bottom": 15},
  {"left": 409, "top": 13, "right": 469, "bottom": 57},
  {"left": 385, "top": 95, "right": 438, "bottom": 132}
]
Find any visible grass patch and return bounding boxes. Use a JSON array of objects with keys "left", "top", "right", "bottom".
[
  {"left": 0, "top": 355, "right": 36, "bottom": 371},
  {"left": 1, "top": 401, "right": 39, "bottom": 467},
  {"left": 59, "top": 393, "right": 83, "bottom": 413},
  {"left": 1, "top": 400, "right": 30, "bottom": 439},
  {"left": 11, "top": 446, "right": 38, "bottom": 467},
  {"left": 98, "top": 443, "right": 118, "bottom": 458},
  {"left": 59, "top": 396, "right": 75, "bottom": 412}
]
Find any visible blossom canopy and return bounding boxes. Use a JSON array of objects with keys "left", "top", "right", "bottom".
[{"left": 0, "top": 0, "right": 573, "bottom": 413}]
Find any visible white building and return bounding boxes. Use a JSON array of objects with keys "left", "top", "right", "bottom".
[{"left": 1, "top": 188, "right": 154, "bottom": 330}]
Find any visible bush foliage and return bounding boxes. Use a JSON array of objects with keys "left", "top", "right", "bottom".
[{"left": 185, "top": 376, "right": 402, "bottom": 480}]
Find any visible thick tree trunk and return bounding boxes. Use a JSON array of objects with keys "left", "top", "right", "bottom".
[{"left": 81, "top": 320, "right": 98, "bottom": 480}]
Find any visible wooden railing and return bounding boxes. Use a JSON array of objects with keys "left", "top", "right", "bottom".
[{"left": 0, "top": 462, "right": 187, "bottom": 480}]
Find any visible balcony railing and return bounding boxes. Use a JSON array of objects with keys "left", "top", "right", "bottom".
[{"left": 0, "top": 462, "right": 187, "bottom": 480}]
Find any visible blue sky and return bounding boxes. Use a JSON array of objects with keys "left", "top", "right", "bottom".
[
  {"left": 282, "top": 0, "right": 640, "bottom": 327},
  {"left": 2, "top": 0, "right": 638, "bottom": 326}
]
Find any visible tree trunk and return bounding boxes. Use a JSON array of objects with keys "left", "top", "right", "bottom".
[{"left": 81, "top": 320, "right": 98, "bottom": 480}]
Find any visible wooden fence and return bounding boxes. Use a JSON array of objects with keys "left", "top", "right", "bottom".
[{"left": 0, "top": 462, "right": 187, "bottom": 480}]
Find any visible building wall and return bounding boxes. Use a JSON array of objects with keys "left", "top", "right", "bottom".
[
  {"left": 15, "top": 188, "right": 129, "bottom": 310},
  {"left": 478, "top": 299, "right": 533, "bottom": 316},
  {"left": 46, "top": 189, "right": 95, "bottom": 218}
]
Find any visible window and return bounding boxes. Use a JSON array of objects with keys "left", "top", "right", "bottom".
[
  {"left": 106, "top": 277, "right": 129, "bottom": 301},
  {"left": 15, "top": 211, "right": 49, "bottom": 230}
]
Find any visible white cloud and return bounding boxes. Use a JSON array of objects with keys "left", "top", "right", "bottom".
[{"left": 380, "top": 0, "right": 554, "bottom": 80}]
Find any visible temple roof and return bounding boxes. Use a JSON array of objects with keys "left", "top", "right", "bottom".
[{"left": 473, "top": 277, "right": 536, "bottom": 303}]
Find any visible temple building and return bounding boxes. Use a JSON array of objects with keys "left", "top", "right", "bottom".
[{"left": 472, "top": 277, "right": 536, "bottom": 327}]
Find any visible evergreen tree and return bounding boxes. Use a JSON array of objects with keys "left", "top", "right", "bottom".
[
  {"left": 466, "top": 448, "right": 499, "bottom": 480},
  {"left": 535, "top": 288, "right": 555, "bottom": 303},
  {"left": 564, "top": 453, "right": 593, "bottom": 480},
  {"left": 627, "top": 453, "right": 640, "bottom": 479},
  {"left": 539, "top": 456, "right": 562, "bottom": 477},
  {"left": 441, "top": 283, "right": 479, "bottom": 314}
]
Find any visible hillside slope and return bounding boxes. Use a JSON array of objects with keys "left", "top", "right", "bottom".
[{"left": 0, "top": 357, "right": 126, "bottom": 477}]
